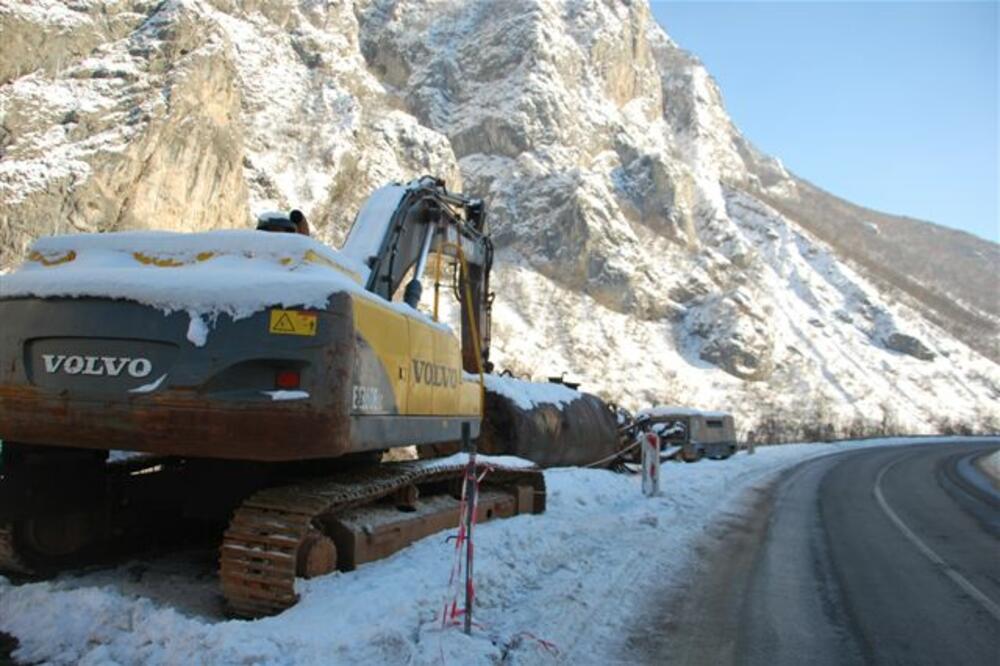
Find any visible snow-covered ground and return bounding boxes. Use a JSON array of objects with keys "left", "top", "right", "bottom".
[
  {"left": 2, "top": 437, "right": 992, "bottom": 665},
  {"left": 980, "top": 449, "right": 1000, "bottom": 485}
]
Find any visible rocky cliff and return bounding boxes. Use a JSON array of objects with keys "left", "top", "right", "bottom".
[{"left": 1, "top": 0, "right": 997, "bottom": 432}]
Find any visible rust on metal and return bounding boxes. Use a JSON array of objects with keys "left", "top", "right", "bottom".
[
  {"left": 480, "top": 388, "right": 621, "bottom": 468},
  {"left": 392, "top": 484, "right": 420, "bottom": 510},
  {"left": 0, "top": 385, "right": 353, "bottom": 461},
  {"left": 296, "top": 532, "right": 338, "bottom": 578}
]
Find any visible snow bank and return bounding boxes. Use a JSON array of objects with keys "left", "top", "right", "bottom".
[
  {"left": 2, "top": 438, "right": 979, "bottom": 665},
  {"left": 980, "top": 449, "right": 1000, "bottom": 485},
  {"left": 481, "top": 373, "right": 583, "bottom": 410}
]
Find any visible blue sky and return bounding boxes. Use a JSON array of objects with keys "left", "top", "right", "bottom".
[{"left": 650, "top": 1, "right": 999, "bottom": 242}]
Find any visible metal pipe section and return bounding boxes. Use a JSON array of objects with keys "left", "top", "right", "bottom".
[
  {"left": 403, "top": 223, "right": 437, "bottom": 309},
  {"left": 413, "top": 222, "right": 436, "bottom": 281}
]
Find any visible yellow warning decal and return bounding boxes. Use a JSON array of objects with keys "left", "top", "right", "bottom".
[{"left": 268, "top": 309, "right": 318, "bottom": 336}]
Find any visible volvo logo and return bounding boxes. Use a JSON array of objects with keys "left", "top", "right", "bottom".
[
  {"left": 41, "top": 354, "right": 153, "bottom": 378},
  {"left": 412, "top": 359, "right": 459, "bottom": 388}
]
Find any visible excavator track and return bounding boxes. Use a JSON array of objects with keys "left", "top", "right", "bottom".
[
  {"left": 0, "top": 454, "right": 177, "bottom": 578},
  {"left": 220, "top": 458, "right": 544, "bottom": 618}
]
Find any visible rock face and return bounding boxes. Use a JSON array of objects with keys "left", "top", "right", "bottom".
[
  {"left": 885, "top": 333, "right": 936, "bottom": 362},
  {"left": 687, "top": 291, "right": 774, "bottom": 380},
  {"left": 0, "top": 0, "right": 997, "bottom": 431},
  {"left": 0, "top": 0, "right": 249, "bottom": 257}
]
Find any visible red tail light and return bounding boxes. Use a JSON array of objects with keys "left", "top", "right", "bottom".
[{"left": 275, "top": 370, "right": 300, "bottom": 390}]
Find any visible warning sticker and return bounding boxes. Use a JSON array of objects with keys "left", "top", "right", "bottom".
[{"left": 268, "top": 309, "right": 318, "bottom": 336}]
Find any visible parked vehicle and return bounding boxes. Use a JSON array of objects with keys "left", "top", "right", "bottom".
[{"left": 635, "top": 407, "right": 737, "bottom": 462}]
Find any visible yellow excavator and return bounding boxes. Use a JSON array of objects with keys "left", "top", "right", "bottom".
[{"left": 0, "top": 176, "right": 619, "bottom": 617}]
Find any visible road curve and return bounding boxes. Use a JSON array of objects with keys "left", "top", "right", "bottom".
[{"left": 633, "top": 441, "right": 1000, "bottom": 666}]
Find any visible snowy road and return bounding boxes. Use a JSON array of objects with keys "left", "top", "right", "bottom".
[
  {"left": 1, "top": 438, "right": 996, "bottom": 665},
  {"left": 633, "top": 440, "right": 1000, "bottom": 666}
]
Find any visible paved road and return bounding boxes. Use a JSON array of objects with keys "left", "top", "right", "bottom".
[{"left": 633, "top": 441, "right": 1000, "bottom": 665}]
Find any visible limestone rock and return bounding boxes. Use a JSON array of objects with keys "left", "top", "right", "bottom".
[
  {"left": 885, "top": 332, "right": 935, "bottom": 362},
  {"left": 687, "top": 291, "right": 775, "bottom": 381},
  {"left": 0, "top": 0, "right": 995, "bottom": 430}
]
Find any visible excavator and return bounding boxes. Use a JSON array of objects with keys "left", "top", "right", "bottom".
[{"left": 0, "top": 177, "right": 619, "bottom": 617}]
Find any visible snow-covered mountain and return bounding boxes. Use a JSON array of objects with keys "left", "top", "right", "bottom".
[{"left": 1, "top": 0, "right": 997, "bottom": 433}]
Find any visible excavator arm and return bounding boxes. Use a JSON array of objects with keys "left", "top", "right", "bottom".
[{"left": 342, "top": 176, "right": 494, "bottom": 373}]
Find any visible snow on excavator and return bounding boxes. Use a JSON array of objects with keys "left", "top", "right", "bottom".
[{"left": 0, "top": 177, "right": 621, "bottom": 617}]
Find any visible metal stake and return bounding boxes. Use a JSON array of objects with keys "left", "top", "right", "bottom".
[
  {"left": 642, "top": 431, "right": 661, "bottom": 497},
  {"left": 462, "top": 421, "right": 475, "bottom": 635}
]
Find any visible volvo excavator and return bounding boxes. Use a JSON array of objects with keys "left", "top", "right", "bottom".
[{"left": 0, "top": 177, "right": 620, "bottom": 617}]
